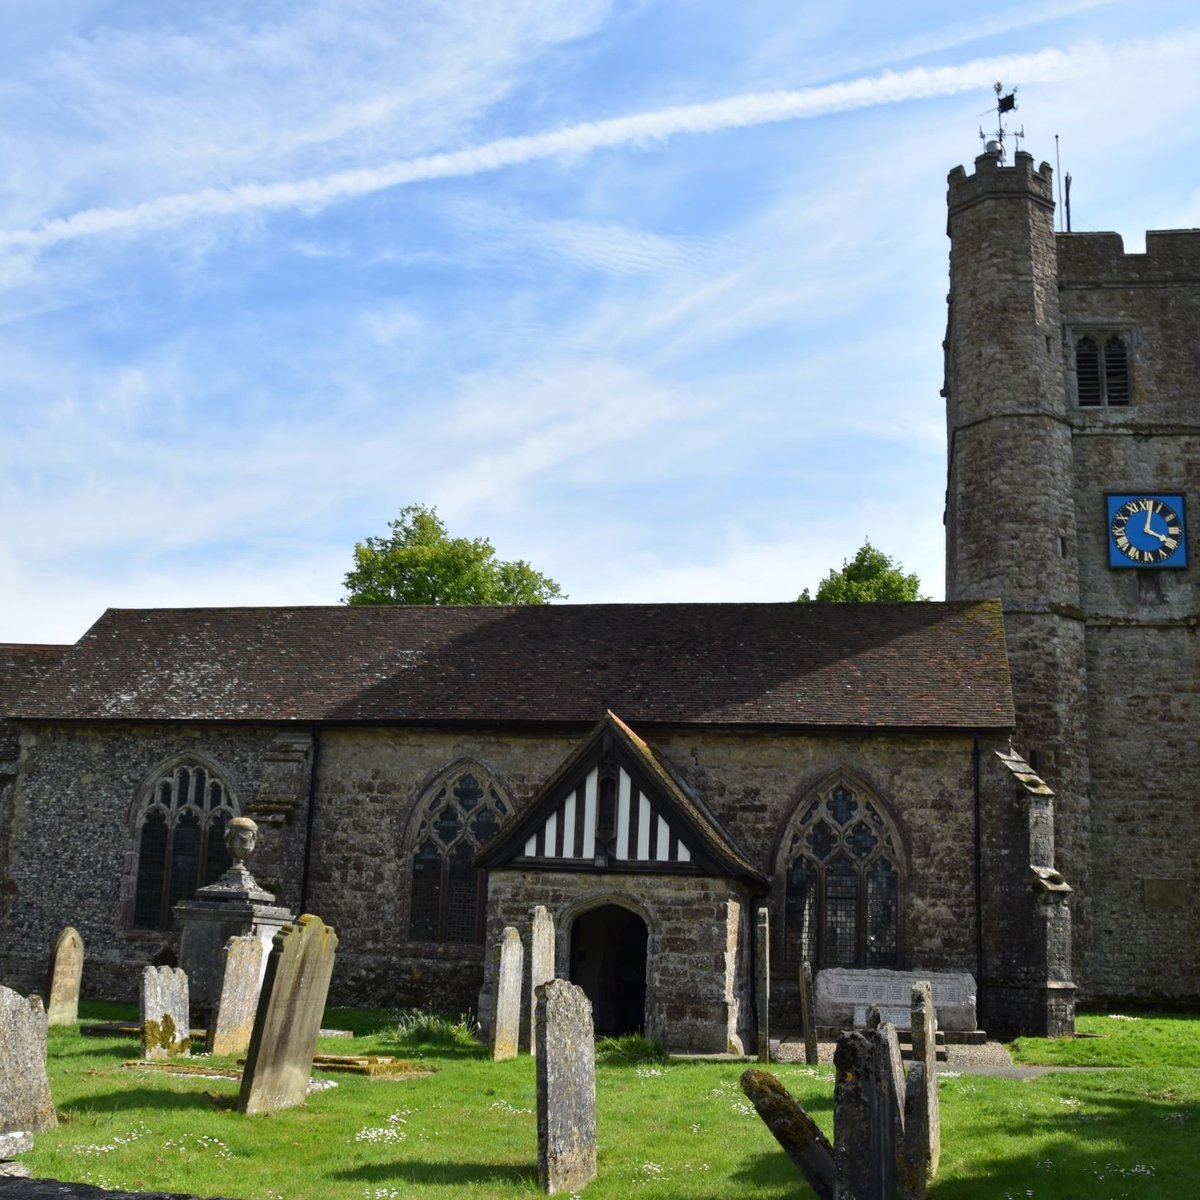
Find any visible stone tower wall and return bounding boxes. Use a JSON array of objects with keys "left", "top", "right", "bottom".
[
  {"left": 947, "top": 153, "right": 1200, "bottom": 1002},
  {"left": 944, "top": 151, "right": 1092, "bottom": 986}
]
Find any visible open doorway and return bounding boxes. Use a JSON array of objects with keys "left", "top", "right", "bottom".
[{"left": 569, "top": 904, "right": 648, "bottom": 1036}]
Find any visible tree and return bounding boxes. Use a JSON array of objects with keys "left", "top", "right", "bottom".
[
  {"left": 798, "top": 539, "right": 925, "bottom": 603},
  {"left": 344, "top": 504, "right": 565, "bottom": 605}
]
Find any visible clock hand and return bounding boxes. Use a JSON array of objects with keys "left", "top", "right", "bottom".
[{"left": 1144, "top": 503, "right": 1155, "bottom": 535}]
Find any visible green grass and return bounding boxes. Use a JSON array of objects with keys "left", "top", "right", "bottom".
[
  {"left": 21, "top": 1005, "right": 1200, "bottom": 1199},
  {"left": 1011, "top": 1012, "right": 1200, "bottom": 1067}
]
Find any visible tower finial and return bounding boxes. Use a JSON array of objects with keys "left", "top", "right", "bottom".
[{"left": 979, "top": 80, "right": 1019, "bottom": 162}]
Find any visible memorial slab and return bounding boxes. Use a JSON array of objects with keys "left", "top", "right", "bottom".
[
  {"left": 46, "top": 927, "right": 83, "bottom": 1027},
  {"left": 815, "top": 969, "right": 976, "bottom": 1032},
  {"left": 238, "top": 914, "right": 338, "bottom": 1115},
  {"left": 0, "top": 987, "right": 56, "bottom": 1133},
  {"left": 535, "top": 979, "right": 597, "bottom": 1195}
]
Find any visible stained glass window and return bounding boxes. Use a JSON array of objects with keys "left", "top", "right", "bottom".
[
  {"left": 781, "top": 777, "right": 902, "bottom": 967},
  {"left": 407, "top": 765, "right": 510, "bottom": 944},
  {"left": 132, "top": 761, "right": 236, "bottom": 929}
]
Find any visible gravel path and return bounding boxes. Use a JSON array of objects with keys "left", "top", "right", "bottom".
[{"left": 774, "top": 1035, "right": 1072, "bottom": 1078}]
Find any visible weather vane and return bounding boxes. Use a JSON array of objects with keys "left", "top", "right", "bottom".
[{"left": 979, "top": 80, "right": 1023, "bottom": 162}]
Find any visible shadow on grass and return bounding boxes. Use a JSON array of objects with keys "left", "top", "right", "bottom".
[
  {"left": 378, "top": 1040, "right": 489, "bottom": 1062},
  {"left": 59, "top": 1085, "right": 236, "bottom": 1117},
  {"left": 51, "top": 1041, "right": 143, "bottom": 1060},
  {"left": 334, "top": 1160, "right": 537, "bottom": 1188}
]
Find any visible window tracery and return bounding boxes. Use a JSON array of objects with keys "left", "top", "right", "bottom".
[
  {"left": 407, "top": 764, "right": 510, "bottom": 944},
  {"left": 132, "top": 760, "right": 237, "bottom": 929},
  {"left": 779, "top": 777, "right": 902, "bottom": 968}
]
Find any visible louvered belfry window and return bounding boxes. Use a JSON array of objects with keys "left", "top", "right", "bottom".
[
  {"left": 408, "top": 766, "right": 510, "bottom": 944},
  {"left": 133, "top": 761, "right": 236, "bottom": 929},
  {"left": 781, "top": 779, "right": 902, "bottom": 968},
  {"left": 1075, "top": 333, "right": 1131, "bottom": 406}
]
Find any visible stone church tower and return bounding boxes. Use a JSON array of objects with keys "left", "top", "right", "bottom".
[{"left": 945, "top": 148, "right": 1200, "bottom": 1004}]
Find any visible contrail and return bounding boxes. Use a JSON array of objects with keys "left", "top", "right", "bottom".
[{"left": 0, "top": 46, "right": 1080, "bottom": 253}]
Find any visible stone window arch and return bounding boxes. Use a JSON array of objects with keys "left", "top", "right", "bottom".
[
  {"left": 776, "top": 771, "right": 905, "bottom": 968},
  {"left": 1074, "top": 333, "right": 1130, "bottom": 406},
  {"left": 130, "top": 757, "right": 238, "bottom": 929},
  {"left": 406, "top": 761, "right": 512, "bottom": 944}
]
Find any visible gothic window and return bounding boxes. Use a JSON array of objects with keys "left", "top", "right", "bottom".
[
  {"left": 132, "top": 760, "right": 237, "bottom": 929},
  {"left": 407, "top": 764, "right": 511, "bottom": 944},
  {"left": 779, "top": 777, "right": 903, "bottom": 968},
  {"left": 1074, "top": 333, "right": 1130, "bottom": 406}
]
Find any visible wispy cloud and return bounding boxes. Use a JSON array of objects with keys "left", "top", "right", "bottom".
[{"left": 0, "top": 45, "right": 1088, "bottom": 256}]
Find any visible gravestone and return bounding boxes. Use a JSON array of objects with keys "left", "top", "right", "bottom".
[
  {"left": 815, "top": 968, "right": 976, "bottom": 1032},
  {"left": 799, "top": 960, "right": 818, "bottom": 1065},
  {"left": 140, "top": 966, "right": 190, "bottom": 1059},
  {"left": 493, "top": 926, "right": 524, "bottom": 1062},
  {"left": 906, "top": 981, "right": 940, "bottom": 1185},
  {"left": 529, "top": 906, "right": 555, "bottom": 1055},
  {"left": 0, "top": 987, "right": 57, "bottom": 1134},
  {"left": 756, "top": 906, "right": 770, "bottom": 1062},
  {"left": 535, "top": 979, "right": 597, "bottom": 1195},
  {"left": 46, "top": 927, "right": 84, "bottom": 1027},
  {"left": 833, "top": 1029, "right": 896, "bottom": 1200},
  {"left": 902, "top": 1063, "right": 930, "bottom": 1200},
  {"left": 238, "top": 914, "right": 338, "bottom": 1115},
  {"left": 206, "top": 935, "right": 264, "bottom": 1056},
  {"left": 740, "top": 1068, "right": 835, "bottom": 1200}
]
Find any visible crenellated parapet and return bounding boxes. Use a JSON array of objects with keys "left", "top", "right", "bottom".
[
  {"left": 946, "top": 150, "right": 1054, "bottom": 227},
  {"left": 1058, "top": 227, "right": 1200, "bottom": 284}
]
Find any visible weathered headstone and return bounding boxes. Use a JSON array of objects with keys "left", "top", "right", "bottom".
[
  {"left": 140, "top": 966, "right": 190, "bottom": 1059},
  {"left": 740, "top": 1068, "right": 835, "bottom": 1200},
  {"left": 535, "top": 979, "right": 597, "bottom": 1195},
  {"left": 833, "top": 1029, "right": 896, "bottom": 1200},
  {"left": 493, "top": 926, "right": 524, "bottom": 1062},
  {"left": 206, "top": 934, "right": 264, "bottom": 1056},
  {"left": 0, "top": 988, "right": 57, "bottom": 1134},
  {"left": 756, "top": 906, "right": 770, "bottom": 1062},
  {"left": 238, "top": 914, "right": 338, "bottom": 1115},
  {"left": 529, "top": 906, "right": 555, "bottom": 1055},
  {"left": 906, "top": 981, "right": 941, "bottom": 1184},
  {"left": 902, "top": 1062, "right": 930, "bottom": 1200},
  {"left": 800, "top": 960, "right": 818, "bottom": 1065},
  {"left": 46, "top": 927, "right": 84, "bottom": 1027}
]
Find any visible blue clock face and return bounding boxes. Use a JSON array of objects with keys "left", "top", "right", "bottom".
[{"left": 1107, "top": 493, "right": 1187, "bottom": 568}]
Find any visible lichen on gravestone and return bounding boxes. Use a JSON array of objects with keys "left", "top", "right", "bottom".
[
  {"left": 0, "top": 987, "right": 57, "bottom": 1134},
  {"left": 739, "top": 1068, "right": 835, "bottom": 1200}
]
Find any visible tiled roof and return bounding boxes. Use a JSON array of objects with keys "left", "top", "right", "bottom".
[
  {"left": 11, "top": 601, "right": 1014, "bottom": 729},
  {"left": 0, "top": 643, "right": 71, "bottom": 755}
]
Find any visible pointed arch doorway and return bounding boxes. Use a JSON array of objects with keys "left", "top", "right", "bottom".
[{"left": 569, "top": 904, "right": 648, "bottom": 1036}]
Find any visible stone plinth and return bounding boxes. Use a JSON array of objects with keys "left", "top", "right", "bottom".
[
  {"left": 0, "top": 988, "right": 56, "bottom": 1133},
  {"left": 238, "top": 914, "right": 338, "bottom": 1116}
]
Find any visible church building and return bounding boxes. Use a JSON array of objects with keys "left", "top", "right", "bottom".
[{"left": 0, "top": 145, "right": 1195, "bottom": 1050}]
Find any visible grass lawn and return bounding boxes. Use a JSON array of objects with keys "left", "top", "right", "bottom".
[{"left": 19, "top": 1005, "right": 1200, "bottom": 1200}]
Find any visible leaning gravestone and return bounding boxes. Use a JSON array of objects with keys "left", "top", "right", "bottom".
[
  {"left": 740, "top": 1068, "right": 835, "bottom": 1200},
  {"left": 0, "top": 987, "right": 57, "bottom": 1134},
  {"left": 535, "top": 979, "right": 597, "bottom": 1195},
  {"left": 238, "top": 914, "right": 338, "bottom": 1116},
  {"left": 140, "top": 966, "right": 190, "bottom": 1059},
  {"left": 904, "top": 981, "right": 941, "bottom": 1192},
  {"left": 206, "top": 934, "right": 264, "bottom": 1056},
  {"left": 529, "top": 906, "right": 555, "bottom": 1055},
  {"left": 46, "top": 927, "right": 84, "bottom": 1027},
  {"left": 494, "top": 926, "right": 524, "bottom": 1062},
  {"left": 833, "top": 1029, "right": 897, "bottom": 1200}
]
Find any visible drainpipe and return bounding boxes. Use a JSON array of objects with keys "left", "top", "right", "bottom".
[
  {"left": 972, "top": 735, "right": 985, "bottom": 991},
  {"left": 298, "top": 729, "right": 320, "bottom": 914}
]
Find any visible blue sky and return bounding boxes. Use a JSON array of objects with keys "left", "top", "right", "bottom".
[{"left": 4, "top": 0, "right": 1200, "bottom": 643}]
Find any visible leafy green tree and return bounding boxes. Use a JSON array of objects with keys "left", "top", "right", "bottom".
[
  {"left": 798, "top": 539, "right": 925, "bottom": 603},
  {"left": 344, "top": 504, "right": 565, "bottom": 605}
]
